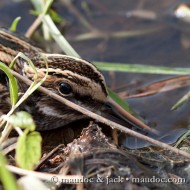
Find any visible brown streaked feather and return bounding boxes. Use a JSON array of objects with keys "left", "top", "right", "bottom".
[
  {"left": 0, "top": 30, "right": 107, "bottom": 99},
  {"left": 0, "top": 29, "right": 108, "bottom": 130},
  {"left": 0, "top": 29, "right": 153, "bottom": 134},
  {"left": 0, "top": 29, "right": 42, "bottom": 67}
]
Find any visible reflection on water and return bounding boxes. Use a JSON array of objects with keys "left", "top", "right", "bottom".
[
  {"left": 0, "top": 0, "right": 190, "bottom": 148},
  {"left": 121, "top": 128, "right": 187, "bottom": 149},
  {"left": 121, "top": 85, "right": 190, "bottom": 148}
]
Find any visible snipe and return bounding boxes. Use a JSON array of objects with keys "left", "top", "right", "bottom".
[{"left": 0, "top": 29, "right": 149, "bottom": 132}]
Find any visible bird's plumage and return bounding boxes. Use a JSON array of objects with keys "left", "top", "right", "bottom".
[{"left": 0, "top": 29, "right": 108, "bottom": 130}]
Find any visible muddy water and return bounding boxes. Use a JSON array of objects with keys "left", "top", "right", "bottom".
[{"left": 1, "top": 0, "right": 190, "bottom": 148}]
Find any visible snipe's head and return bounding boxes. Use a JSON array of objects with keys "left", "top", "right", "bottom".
[{"left": 23, "top": 54, "right": 108, "bottom": 130}]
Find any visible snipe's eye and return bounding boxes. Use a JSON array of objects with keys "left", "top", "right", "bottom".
[{"left": 59, "top": 82, "right": 72, "bottom": 95}]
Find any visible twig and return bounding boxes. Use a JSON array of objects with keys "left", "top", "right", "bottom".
[
  {"left": 7, "top": 165, "right": 83, "bottom": 184},
  {"left": 72, "top": 27, "right": 162, "bottom": 41},
  {"left": 26, "top": 0, "right": 54, "bottom": 38},
  {"left": 107, "top": 97, "right": 158, "bottom": 134},
  {"left": 61, "top": 0, "right": 97, "bottom": 32},
  {"left": 25, "top": 15, "right": 43, "bottom": 38},
  {"left": 1, "top": 137, "right": 17, "bottom": 150},
  {"left": 34, "top": 144, "right": 65, "bottom": 170},
  {"left": 10, "top": 70, "right": 190, "bottom": 159},
  {"left": 2, "top": 143, "right": 17, "bottom": 155}
]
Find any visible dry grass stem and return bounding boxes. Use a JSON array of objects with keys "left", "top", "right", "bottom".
[{"left": 10, "top": 69, "right": 190, "bottom": 159}]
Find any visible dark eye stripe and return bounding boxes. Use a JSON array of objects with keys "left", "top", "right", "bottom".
[
  {"left": 46, "top": 57, "right": 107, "bottom": 96},
  {"left": 48, "top": 72, "right": 64, "bottom": 78},
  {"left": 35, "top": 56, "right": 108, "bottom": 97}
]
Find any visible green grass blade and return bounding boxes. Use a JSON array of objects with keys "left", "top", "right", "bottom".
[
  {"left": 108, "top": 88, "right": 135, "bottom": 114},
  {"left": 171, "top": 92, "right": 190, "bottom": 110},
  {"left": 31, "top": 0, "right": 80, "bottom": 57},
  {"left": 175, "top": 129, "right": 190, "bottom": 148},
  {"left": 9, "top": 17, "right": 21, "bottom": 32},
  {"left": 94, "top": 61, "right": 190, "bottom": 75},
  {"left": 10, "top": 52, "right": 38, "bottom": 85},
  {"left": 42, "top": 15, "right": 80, "bottom": 58},
  {"left": 28, "top": 54, "right": 49, "bottom": 94},
  {"left": 0, "top": 62, "right": 18, "bottom": 106},
  {"left": 0, "top": 153, "right": 19, "bottom": 190}
]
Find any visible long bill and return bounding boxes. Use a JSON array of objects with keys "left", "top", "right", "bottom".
[{"left": 101, "top": 97, "right": 159, "bottom": 135}]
